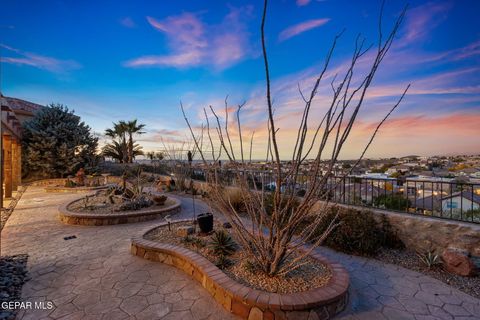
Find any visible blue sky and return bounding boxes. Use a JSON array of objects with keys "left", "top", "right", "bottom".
[{"left": 1, "top": 0, "right": 479, "bottom": 159}]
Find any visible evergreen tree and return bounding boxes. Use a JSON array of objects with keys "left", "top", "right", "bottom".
[{"left": 22, "top": 104, "right": 99, "bottom": 179}]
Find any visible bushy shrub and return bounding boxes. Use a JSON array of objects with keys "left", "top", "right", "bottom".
[
  {"left": 152, "top": 195, "right": 167, "bottom": 205},
  {"left": 182, "top": 235, "right": 206, "bottom": 248},
  {"left": 64, "top": 180, "right": 76, "bottom": 188},
  {"left": 374, "top": 193, "right": 410, "bottom": 211},
  {"left": 263, "top": 192, "right": 299, "bottom": 217},
  {"left": 116, "top": 196, "right": 153, "bottom": 211},
  {"left": 222, "top": 189, "right": 246, "bottom": 213},
  {"left": 215, "top": 255, "right": 233, "bottom": 270},
  {"left": 243, "top": 260, "right": 258, "bottom": 274},
  {"left": 379, "top": 214, "right": 405, "bottom": 249},
  {"left": 312, "top": 207, "right": 404, "bottom": 256}
]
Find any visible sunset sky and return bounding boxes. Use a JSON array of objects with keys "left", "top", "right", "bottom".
[{"left": 1, "top": 0, "right": 479, "bottom": 159}]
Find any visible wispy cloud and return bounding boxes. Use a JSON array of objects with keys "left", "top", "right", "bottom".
[
  {"left": 400, "top": 1, "right": 452, "bottom": 45},
  {"left": 278, "top": 18, "right": 330, "bottom": 42},
  {"left": 0, "top": 44, "right": 81, "bottom": 73},
  {"left": 124, "top": 6, "right": 254, "bottom": 70},
  {"left": 120, "top": 17, "right": 136, "bottom": 28}
]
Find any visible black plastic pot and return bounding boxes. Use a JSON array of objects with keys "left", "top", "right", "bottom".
[{"left": 197, "top": 213, "right": 213, "bottom": 233}]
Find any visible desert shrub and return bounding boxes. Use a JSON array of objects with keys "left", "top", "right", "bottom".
[
  {"left": 116, "top": 196, "right": 153, "bottom": 211},
  {"left": 311, "top": 207, "right": 404, "bottom": 256},
  {"left": 152, "top": 195, "right": 167, "bottom": 205},
  {"left": 379, "top": 214, "right": 405, "bottom": 249},
  {"left": 182, "top": 235, "right": 206, "bottom": 248},
  {"left": 181, "top": 235, "right": 194, "bottom": 244},
  {"left": 465, "top": 209, "right": 480, "bottom": 220},
  {"left": 208, "top": 230, "right": 237, "bottom": 256},
  {"left": 222, "top": 189, "right": 246, "bottom": 213},
  {"left": 243, "top": 260, "right": 258, "bottom": 274},
  {"left": 263, "top": 192, "right": 299, "bottom": 217},
  {"left": 64, "top": 180, "right": 76, "bottom": 188},
  {"left": 215, "top": 255, "right": 233, "bottom": 270},
  {"left": 374, "top": 193, "right": 410, "bottom": 211}
]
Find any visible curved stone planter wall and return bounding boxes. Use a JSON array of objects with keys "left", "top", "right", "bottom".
[
  {"left": 131, "top": 221, "right": 349, "bottom": 320},
  {"left": 45, "top": 185, "right": 109, "bottom": 193},
  {"left": 59, "top": 197, "right": 181, "bottom": 226},
  {"left": 30, "top": 178, "right": 69, "bottom": 187}
]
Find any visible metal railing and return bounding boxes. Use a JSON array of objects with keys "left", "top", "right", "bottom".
[{"left": 180, "top": 168, "right": 480, "bottom": 224}]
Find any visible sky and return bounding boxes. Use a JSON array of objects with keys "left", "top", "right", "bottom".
[{"left": 1, "top": 0, "right": 479, "bottom": 160}]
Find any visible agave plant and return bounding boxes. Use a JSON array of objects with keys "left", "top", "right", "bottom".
[
  {"left": 417, "top": 250, "right": 441, "bottom": 269},
  {"left": 208, "top": 230, "right": 237, "bottom": 256}
]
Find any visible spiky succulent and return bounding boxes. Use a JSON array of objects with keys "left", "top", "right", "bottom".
[{"left": 208, "top": 230, "right": 237, "bottom": 256}]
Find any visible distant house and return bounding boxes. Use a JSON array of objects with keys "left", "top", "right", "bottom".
[
  {"left": 339, "top": 183, "right": 385, "bottom": 204},
  {"left": 386, "top": 165, "right": 410, "bottom": 175},
  {"left": 405, "top": 176, "right": 454, "bottom": 196},
  {"left": 441, "top": 191, "right": 480, "bottom": 214},
  {"left": 470, "top": 171, "right": 480, "bottom": 179},
  {"left": 413, "top": 195, "right": 442, "bottom": 214}
]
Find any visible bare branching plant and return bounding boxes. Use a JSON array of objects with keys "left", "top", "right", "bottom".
[
  {"left": 181, "top": 0, "right": 410, "bottom": 276},
  {"left": 160, "top": 137, "right": 203, "bottom": 191}
]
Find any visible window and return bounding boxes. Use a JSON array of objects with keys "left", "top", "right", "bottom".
[{"left": 446, "top": 201, "right": 458, "bottom": 209}]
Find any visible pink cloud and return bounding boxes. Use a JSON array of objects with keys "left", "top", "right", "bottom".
[
  {"left": 0, "top": 44, "right": 80, "bottom": 73},
  {"left": 400, "top": 2, "right": 451, "bottom": 45},
  {"left": 125, "top": 7, "right": 253, "bottom": 70},
  {"left": 296, "top": 0, "right": 311, "bottom": 6},
  {"left": 278, "top": 18, "right": 330, "bottom": 42}
]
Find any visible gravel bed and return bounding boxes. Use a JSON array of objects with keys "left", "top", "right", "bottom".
[
  {"left": 0, "top": 255, "right": 29, "bottom": 320},
  {"left": 67, "top": 194, "right": 175, "bottom": 214},
  {"left": 145, "top": 221, "right": 332, "bottom": 294},
  {"left": 377, "top": 248, "right": 480, "bottom": 299}
]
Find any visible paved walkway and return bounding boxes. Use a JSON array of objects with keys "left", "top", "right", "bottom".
[
  {"left": 1, "top": 186, "right": 479, "bottom": 319},
  {"left": 2, "top": 186, "right": 237, "bottom": 320}
]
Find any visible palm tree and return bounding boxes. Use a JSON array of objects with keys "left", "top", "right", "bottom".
[
  {"left": 125, "top": 120, "right": 146, "bottom": 163},
  {"left": 104, "top": 121, "right": 129, "bottom": 163},
  {"left": 102, "top": 140, "right": 125, "bottom": 163},
  {"left": 102, "top": 120, "right": 145, "bottom": 163}
]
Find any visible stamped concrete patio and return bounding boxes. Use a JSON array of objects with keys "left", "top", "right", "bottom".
[{"left": 1, "top": 186, "right": 480, "bottom": 320}]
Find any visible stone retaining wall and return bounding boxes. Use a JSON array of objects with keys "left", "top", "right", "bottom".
[
  {"left": 131, "top": 221, "right": 349, "bottom": 320},
  {"left": 371, "top": 207, "right": 480, "bottom": 257},
  {"left": 58, "top": 197, "right": 181, "bottom": 226},
  {"left": 178, "top": 176, "right": 480, "bottom": 258}
]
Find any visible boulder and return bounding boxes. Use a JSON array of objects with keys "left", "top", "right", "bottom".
[
  {"left": 176, "top": 226, "right": 194, "bottom": 237},
  {"left": 442, "top": 248, "right": 477, "bottom": 276}
]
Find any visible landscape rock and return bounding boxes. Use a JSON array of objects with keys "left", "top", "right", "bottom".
[
  {"left": 0, "top": 255, "right": 29, "bottom": 320},
  {"left": 176, "top": 226, "right": 194, "bottom": 237},
  {"left": 442, "top": 248, "right": 477, "bottom": 276}
]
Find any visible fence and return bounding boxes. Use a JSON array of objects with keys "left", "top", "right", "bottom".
[{"left": 181, "top": 168, "right": 480, "bottom": 224}]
